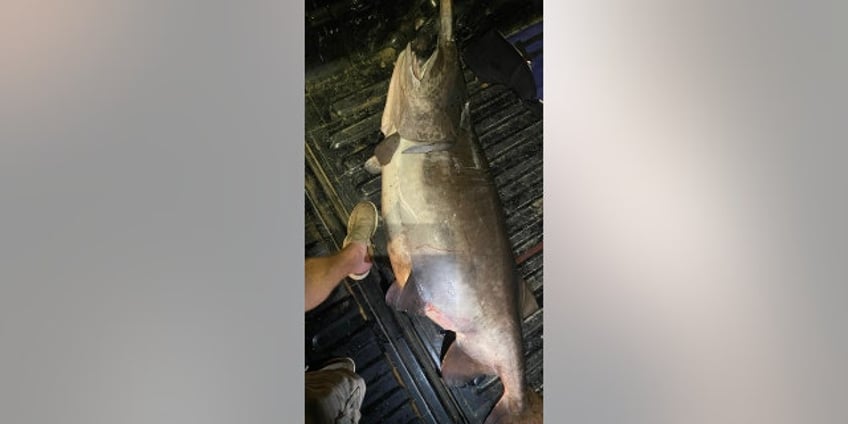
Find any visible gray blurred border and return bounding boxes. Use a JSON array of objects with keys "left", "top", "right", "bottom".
[
  {"left": 1, "top": 1, "right": 302, "bottom": 423},
  {"left": 549, "top": 1, "right": 847, "bottom": 423}
]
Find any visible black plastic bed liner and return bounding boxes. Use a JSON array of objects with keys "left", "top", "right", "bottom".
[{"left": 305, "top": 2, "right": 542, "bottom": 423}]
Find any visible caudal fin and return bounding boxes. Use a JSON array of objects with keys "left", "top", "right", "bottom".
[
  {"left": 439, "top": 0, "right": 453, "bottom": 43},
  {"left": 484, "top": 389, "right": 543, "bottom": 424}
]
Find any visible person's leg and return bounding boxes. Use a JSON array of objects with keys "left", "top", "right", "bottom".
[
  {"left": 305, "top": 243, "right": 369, "bottom": 311},
  {"left": 305, "top": 359, "right": 366, "bottom": 424},
  {"left": 305, "top": 201, "right": 378, "bottom": 312},
  {"left": 304, "top": 202, "right": 378, "bottom": 422}
]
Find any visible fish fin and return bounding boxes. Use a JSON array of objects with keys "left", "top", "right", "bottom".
[
  {"left": 385, "top": 280, "right": 401, "bottom": 307},
  {"left": 363, "top": 156, "right": 382, "bottom": 174},
  {"left": 460, "top": 101, "right": 472, "bottom": 132},
  {"left": 484, "top": 389, "right": 543, "bottom": 424},
  {"left": 384, "top": 275, "right": 425, "bottom": 314},
  {"left": 439, "top": 0, "right": 453, "bottom": 44},
  {"left": 520, "top": 278, "right": 540, "bottom": 319},
  {"left": 401, "top": 141, "right": 453, "bottom": 154},
  {"left": 484, "top": 400, "right": 510, "bottom": 424},
  {"left": 440, "top": 341, "right": 494, "bottom": 386},
  {"left": 374, "top": 133, "right": 400, "bottom": 166}
]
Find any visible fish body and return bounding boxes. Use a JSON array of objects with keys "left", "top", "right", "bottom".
[{"left": 373, "top": 1, "right": 541, "bottom": 423}]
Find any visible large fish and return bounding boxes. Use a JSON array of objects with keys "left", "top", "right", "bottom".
[{"left": 367, "top": 1, "right": 542, "bottom": 423}]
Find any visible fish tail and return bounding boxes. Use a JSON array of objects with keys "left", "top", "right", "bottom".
[{"left": 440, "top": 0, "right": 453, "bottom": 43}]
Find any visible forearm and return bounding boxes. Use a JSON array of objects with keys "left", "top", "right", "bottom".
[{"left": 305, "top": 256, "right": 347, "bottom": 311}]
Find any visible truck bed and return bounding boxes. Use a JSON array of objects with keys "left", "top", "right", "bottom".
[{"left": 305, "top": 2, "right": 542, "bottom": 422}]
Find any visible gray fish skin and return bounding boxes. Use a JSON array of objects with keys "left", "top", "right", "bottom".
[{"left": 375, "top": 1, "right": 541, "bottom": 423}]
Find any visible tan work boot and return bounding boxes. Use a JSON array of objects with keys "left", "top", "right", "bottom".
[{"left": 342, "top": 201, "right": 378, "bottom": 280}]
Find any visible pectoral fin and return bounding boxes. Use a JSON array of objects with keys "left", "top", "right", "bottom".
[{"left": 374, "top": 133, "right": 400, "bottom": 166}]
